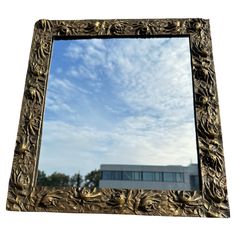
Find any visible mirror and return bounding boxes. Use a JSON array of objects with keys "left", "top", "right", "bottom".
[
  {"left": 7, "top": 19, "right": 229, "bottom": 217},
  {"left": 37, "top": 37, "right": 199, "bottom": 190}
]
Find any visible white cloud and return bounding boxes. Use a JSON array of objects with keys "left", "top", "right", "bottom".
[
  {"left": 64, "top": 38, "right": 194, "bottom": 123},
  {"left": 107, "top": 39, "right": 193, "bottom": 120},
  {"left": 65, "top": 39, "right": 107, "bottom": 65},
  {"left": 45, "top": 74, "right": 75, "bottom": 114},
  {"left": 39, "top": 118, "right": 197, "bottom": 176}
]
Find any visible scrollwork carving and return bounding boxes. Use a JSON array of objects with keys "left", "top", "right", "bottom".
[{"left": 6, "top": 18, "right": 230, "bottom": 217}]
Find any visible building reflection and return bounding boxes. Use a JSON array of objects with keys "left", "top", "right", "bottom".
[{"left": 99, "top": 164, "right": 199, "bottom": 190}]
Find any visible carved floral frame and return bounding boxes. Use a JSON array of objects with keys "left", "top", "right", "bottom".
[{"left": 6, "top": 18, "right": 230, "bottom": 217}]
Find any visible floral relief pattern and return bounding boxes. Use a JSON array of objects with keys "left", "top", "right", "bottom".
[{"left": 6, "top": 18, "right": 230, "bottom": 217}]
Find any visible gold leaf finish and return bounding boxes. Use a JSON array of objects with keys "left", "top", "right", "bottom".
[{"left": 6, "top": 18, "right": 230, "bottom": 217}]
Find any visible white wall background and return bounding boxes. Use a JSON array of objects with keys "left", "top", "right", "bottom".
[{"left": 0, "top": 0, "right": 235, "bottom": 235}]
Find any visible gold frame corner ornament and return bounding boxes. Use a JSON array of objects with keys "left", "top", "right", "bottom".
[{"left": 6, "top": 18, "right": 230, "bottom": 217}]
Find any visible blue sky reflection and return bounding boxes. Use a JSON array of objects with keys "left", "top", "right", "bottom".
[{"left": 38, "top": 37, "right": 198, "bottom": 176}]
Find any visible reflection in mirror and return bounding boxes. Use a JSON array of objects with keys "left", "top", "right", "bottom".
[{"left": 37, "top": 37, "right": 199, "bottom": 190}]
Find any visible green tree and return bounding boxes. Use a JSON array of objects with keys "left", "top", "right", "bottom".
[
  {"left": 47, "top": 172, "right": 70, "bottom": 187},
  {"left": 83, "top": 169, "right": 100, "bottom": 188},
  {"left": 37, "top": 170, "right": 49, "bottom": 186},
  {"left": 70, "top": 172, "right": 83, "bottom": 187}
]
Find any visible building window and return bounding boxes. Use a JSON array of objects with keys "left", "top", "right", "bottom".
[
  {"left": 123, "top": 171, "right": 133, "bottom": 180},
  {"left": 176, "top": 173, "right": 184, "bottom": 182},
  {"left": 190, "top": 175, "right": 199, "bottom": 190},
  {"left": 111, "top": 171, "right": 122, "bottom": 180},
  {"left": 143, "top": 172, "right": 154, "bottom": 181},
  {"left": 102, "top": 171, "right": 112, "bottom": 180},
  {"left": 163, "top": 172, "right": 176, "bottom": 182},
  {"left": 154, "top": 172, "right": 163, "bottom": 181},
  {"left": 101, "top": 170, "right": 185, "bottom": 183},
  {"left": 134, "top": 171, "right": 141, "bottom": 181}
]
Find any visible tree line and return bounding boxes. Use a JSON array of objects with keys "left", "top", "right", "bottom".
[{"left": 37, "top": 169, "right": 100, "bottom": 188}]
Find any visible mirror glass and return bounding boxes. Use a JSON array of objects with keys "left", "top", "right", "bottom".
[{"left": 37, "top": 37, "right": 199, "bottom": 190}]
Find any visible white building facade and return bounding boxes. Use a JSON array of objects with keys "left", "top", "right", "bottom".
[{"left": 99, "top": 164, "right": 199, "bottom": 190}]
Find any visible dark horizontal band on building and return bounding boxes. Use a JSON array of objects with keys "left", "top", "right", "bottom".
[{"left": 101, "top": 170, "right": 185, "bottom": 183}]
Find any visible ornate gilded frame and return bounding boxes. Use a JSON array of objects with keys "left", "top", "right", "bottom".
[{"left": 6, "top": 18, "right": 230, "bottom": 217}]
